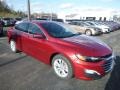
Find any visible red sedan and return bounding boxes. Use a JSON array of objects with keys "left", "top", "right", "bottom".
[{"left": 7, "top": 21, "right": 115, "bottom": 80}]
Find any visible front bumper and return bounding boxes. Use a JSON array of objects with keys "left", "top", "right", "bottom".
[
  {"left": 73, "top": 55, "right": 115, "bottom": 80},
  {"left": 94, "top": 30, "right": 102, "bottom": 35},
  {"left": 102, "top": 28, "right": 110, "bottom": 33},
  {"left": 85, "top": 69, "right": 102, "bottom": 79}
]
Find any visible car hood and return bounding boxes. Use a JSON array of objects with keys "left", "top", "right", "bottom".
[
  {"left": 85, "top": 26, "right": 101, "bottom": 30},
  {"left": 62, "top": 35, "right": 112, "bottom": 56},
  {"left": 96, "top": 25, "right": 109, "bottom": 29}
]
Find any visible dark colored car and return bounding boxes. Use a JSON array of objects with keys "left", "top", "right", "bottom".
[
  {"left": 52, "top": 19, "right": 64, "bottom": 22},
  {"left": 0, "top": 20, "right": 3, "bottom": 35},
  {"left": 15, "top": 17, "right": 22, "bottom": 21},
  {"left": 7, "top": 21, "right": 115, "bottom": 80},
  {"left": 2, "top": 18, "right": 15, "bottom": 26},
  {"left": 36, "top": 18, "right": 64, "bottom": 22}
]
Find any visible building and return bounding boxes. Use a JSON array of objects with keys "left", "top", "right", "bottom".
[
  {"left": 33, "top": 13, "right": 58, "bottom": 19},
  {"left": 60, "top": 8, "right": 120, "bottom": 21}
]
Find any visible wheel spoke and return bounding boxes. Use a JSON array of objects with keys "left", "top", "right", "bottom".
[
  {"left": 10, "top": 41, "right": 16, "bottom": 52},
  {"left": 54, "top": 60, "right": 61, "bottom": 68},
  {"left": 53, "top": 59, "right": 69, "bottom": 78}
]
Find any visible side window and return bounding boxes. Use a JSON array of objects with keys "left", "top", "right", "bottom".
[
  {"left": 15, "top": 23, "right": 29, "bottom": 33},
  {"left": 79, "top": 23, "right": 84, "bottom": 26},
  {"left": 28, "top": 23, "right": 43, "bottom": 34}
]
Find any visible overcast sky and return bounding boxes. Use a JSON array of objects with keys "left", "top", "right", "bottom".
[{"left": 5, "top": 0, "right": 120, "bottom": 18}]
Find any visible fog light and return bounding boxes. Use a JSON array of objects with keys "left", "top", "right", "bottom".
[{"left": 85, "top": 69, "right": 100, "bottom": 75}]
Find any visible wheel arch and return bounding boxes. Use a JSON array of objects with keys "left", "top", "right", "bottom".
[
  {"left": 50, "top": 52, "right": 74, "bottom": 65},
  {"left": 49, "top": 52, "right": 60, "bottom": 65},
  {"left": 8, "top": 36, "right": 16, "bottom": 44}
]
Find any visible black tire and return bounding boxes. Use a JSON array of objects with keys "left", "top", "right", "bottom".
[
  {"left": 52, "top": 54, "right": 73, "bottom": 79},
  {"left": 0, "top": 27, "right": 3, "bottom": 36},
  {"left": 85, "top": 30, "right": 92, "bottom": 36},
  {"left": 10, "top": 40, "right": 18, "bottom": 53},
  {"left": 1, "top": 28, "right": 3, "bottom": 35}
]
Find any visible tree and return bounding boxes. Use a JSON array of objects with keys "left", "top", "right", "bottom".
[{"left": 0, "top": 1, "right": 27, "bottom": 18}]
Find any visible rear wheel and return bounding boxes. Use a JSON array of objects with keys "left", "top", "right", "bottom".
[
  {"left": 52, "top": 55, "right": 73, "bottom": 79},
  {"left": 10, "top": 40, "right": 18, "bottom": 53},
  {"left": 85, "top": 30, "right": 92, "bottom": 36}
]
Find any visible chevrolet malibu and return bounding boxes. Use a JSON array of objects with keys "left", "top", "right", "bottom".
[{"left": 7, "top": 21, "right": 115, "bottom": 80}]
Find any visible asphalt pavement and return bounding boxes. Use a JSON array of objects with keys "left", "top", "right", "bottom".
[{"left": 0, "top": 30, "right": 120, "bottom": 90}]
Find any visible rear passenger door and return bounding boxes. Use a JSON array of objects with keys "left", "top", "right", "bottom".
[
  {"left": 14, "top": 22, "right": 29, "bottom": 52},
  {"left": 78, "top": 23, "right": 86, "bottom": 33}
]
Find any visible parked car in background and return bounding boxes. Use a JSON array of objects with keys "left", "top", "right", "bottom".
[
  {"left": 0, "top": 20, "right": 3, "bottom": 35},
  {"left": 99, "top": 21, "right": 120, "bottom": 31},
  {"left": 2, "top": 18, "right": 13, "bottom": 26},
  {"left": 35, "top": 18, "right": 47, "bottom": 20},
  {"left": 7, "top": 20, "right": 115, "bottom": 80},
  {"left": 2, "top": 18, "right": 9, "bottom": 26},
  {"left": 15, "top": 17, "right": 22, "bottom": 21},
  {"left": 85, "top": 21, "right": 111, "bottom": 33},
  {"left": 36, "top": 18, "right": 64, "bottom": 23},
  {"left": 51, "top": 19, "right": 64, "bottom": 22},
  {"left": 69, "top": 21, "right": 102, "bottom": 36},
  {"left": 15, "top": 18, "right": 28, "bottom": 25},
  {"left": 15, "top": 18, "right": 36, "bottom": 25}
]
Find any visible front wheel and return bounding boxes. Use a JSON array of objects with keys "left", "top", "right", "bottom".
[
  {"left": 85, "top": 30, "right": 92, "bottom": 36},
  {"left": 52, "top": 55, "right": 73, "bottom": 79},
  {"left": 10, "top": 40, "right": 18, "bottom": 53}
]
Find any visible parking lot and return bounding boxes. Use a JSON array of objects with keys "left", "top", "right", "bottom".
[{"left": 0, "top": 29, "right": 120, "bottom": 90}]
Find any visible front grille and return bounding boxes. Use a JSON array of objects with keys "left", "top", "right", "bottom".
[
  {"left": 101, "top": 53, "right": 112, "bottom": 59},
  {"left": 103, "top": 58, "right": 113, "bottom": 73},
  {"left": 102, "top": 54, "right": 114, "bottom": 73}
]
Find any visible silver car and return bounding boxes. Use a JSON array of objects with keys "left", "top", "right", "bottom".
[
  {"left": 86, "top": 21, "right": 111, "bottom": 33},
  {"left": 69, "top": 21, "right": 102, "bottom": 36}
]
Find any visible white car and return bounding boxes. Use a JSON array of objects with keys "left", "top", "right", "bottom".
[
  {"left": 86, "top": 21, "right": 110, "bottom": 33},
  {"left": 15, "top": 18, "right": 28, "bottom": 25}
]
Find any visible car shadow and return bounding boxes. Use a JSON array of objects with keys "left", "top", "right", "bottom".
[
  {"left": 105, "top": 56, "right": 120, "bottom": 90},
  {"left": 0, "top": 55, "right": 26, "bottom": 67},
  {"left": 0, "top": 30, "right": 7, "bottom": 37}
]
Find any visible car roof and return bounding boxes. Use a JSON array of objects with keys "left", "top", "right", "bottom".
[
  {"left": 18, "top": 20, "right": 64, "bottom": 26},
  {"left": 31, "top": 20, "right": 64, "bottom": 25}
]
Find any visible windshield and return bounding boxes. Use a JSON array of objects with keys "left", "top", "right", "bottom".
[
  {"left": 88, "top": 22, "right": 100, "bottom": 26},
  {"left": 82, "top": 22, "right": 91, "bottom": 26},
  {"left": 41, "top": 22, "right": 80, "bottom": 38},
  {"left": 93, "top": 22, "right": 101, "bottom": 25},
  {"left": 4, "top": 18, "right": 10, "bottom": 20}
]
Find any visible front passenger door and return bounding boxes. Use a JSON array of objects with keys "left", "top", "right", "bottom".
[{"left": 27, "top": 23, "right": 49, "bottom": 62}]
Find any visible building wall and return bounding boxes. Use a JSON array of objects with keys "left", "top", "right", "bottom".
[
  {"left": 33, "top": 13, "right": 57, "bottom": 19},
  {"left": 65, "top": 14, "right": 112, "bottom": 21}
]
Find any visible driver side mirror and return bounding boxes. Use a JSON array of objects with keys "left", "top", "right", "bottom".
[{"left": 33, "top": 34, "right": 46, "bottom": 39}]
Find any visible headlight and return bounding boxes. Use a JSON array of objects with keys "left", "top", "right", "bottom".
[
  {"left": 76, "top": 54, "right": 101, "bottom": 62},
  {"left": 93, "top": 28, "right": 97, "bottom": 30},
  {"left": 94, "top": 28, "right": 101, "bottom": 31}
]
